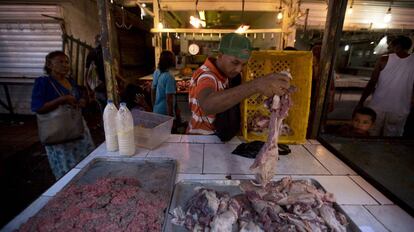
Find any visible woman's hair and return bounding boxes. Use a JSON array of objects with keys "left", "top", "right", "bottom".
[
  {"left": 44, "top": 51, "right": 68, "bottom": 75},
  {"left": 158, "top": 50, "right": 175, "bottom": 72}
]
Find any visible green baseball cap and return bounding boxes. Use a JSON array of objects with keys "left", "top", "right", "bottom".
[{"left": 219, "top": 33, "right": 252, "bottom": 60}]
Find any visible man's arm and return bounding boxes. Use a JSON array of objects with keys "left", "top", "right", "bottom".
[
  {"left": 356, "top": 56, "right": 388, "bottom": 107},
  {"left": 198, "top": 73, "right": 290, "bottom": 115}
]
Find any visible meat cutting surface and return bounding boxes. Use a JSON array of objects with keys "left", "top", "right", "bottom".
[{"left": 17, "top": 176, "right": 167, "bottom": 232}]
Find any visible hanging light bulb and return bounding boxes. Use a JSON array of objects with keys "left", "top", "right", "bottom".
[
  {"left": 384, "top": 7, "right": 392, "bottom": 23},
  {"left": 110, "top": 0, "right": 113, "bottom": 3},
  {"left": 141, "top": 3, "right": 146, "bottom": 8},
  {"left": 277, "top": 10, "right": 283, "bottom": 20},
  {"left": 347, "top": 0, "right": 354, "bottom": 15},
  {"left": 344, "top": 45, "right": 350, "bottom": 51},
  {"left": 157, "top": 22, "right": 164, "bottom": 29},
  {"left": 277, "top": 0, "right": 283, "bottom": 20}
]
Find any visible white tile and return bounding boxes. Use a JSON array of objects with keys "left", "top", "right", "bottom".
[
  {"left": 308, "top": 139, "right": 320, "bottom": 144},
  {"left": 225, "top": 136, "right": 244, "bottom": 144},
  {"left": 1, "top": 196, "right": 51, "bottom": 232},
  {"left": 75, "top": 143, "right": 149, "bottom": 169},
  {"left": 350, "top": 176, "right": 394, "bottom": 205},
  {"left": 341, "top": 205, "right": 388, "bottom": 232},
  {"left": 148, "top": 143, "right": 203, "bottom": 174},
  {"left": 203, "top": 144, "right": 330, "bottom": 175},
  {"left": 365, "top": 205, "right": 414, "bottom": 232},
  {"left": 278, "top": 146, "right": 330, "bottom": 175},
  {"left": 291, "top": 175, "right": 378, "bottom": 205},
  {"left": 43, "top": 168, "right": 81, "bottom": 197},
  {"left": 181, "top": 135, "right": 223, "bottom": 144},
  {"left": 231, "top": 174, "right": 288, "bottom": 181},
  {"left": 166, "top": 134, "right": 182, "bottom": 143},
  {"left": 304, "top": 144, "right": 357, "bottom": 175},
  {"left": 176, "top": 174, "right": 228, "bottom": 183}
]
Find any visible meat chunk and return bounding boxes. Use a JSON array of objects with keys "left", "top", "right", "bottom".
[{"left": 250, "top": 71, "right": 294, "bottom": 187}]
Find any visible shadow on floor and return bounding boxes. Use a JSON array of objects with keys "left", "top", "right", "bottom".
[{"left": 0, "top": 114, "right": 104, "bottom": 228}]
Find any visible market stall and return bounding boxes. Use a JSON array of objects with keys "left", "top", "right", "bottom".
[{"left": 3, "top": 136, "right": 413, "bottom": 231}]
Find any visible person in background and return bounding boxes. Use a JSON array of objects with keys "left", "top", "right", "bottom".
[
  {"left": 188, "top": 33, "right": 290, "bottom": 136},
  {"left": 31, "top": 51, "right": 95, "bottom": 179},
  {"left": 356, "top": 36, "right": 414, "bottom": 136},
  {"left": 307, "top": 43, "right": 336, "bottom": 137},
  {"left": 338, "top": 107, "right": 376, "bottom": 137},
  {"left": 85, "top": 34, "right": 106, "bottom": 111},
  {"left": 121, "top": 84, "right": 151, "bottom": 112},
  {"left": 151, "top": 50, "right": 177, "bottom": 117}
]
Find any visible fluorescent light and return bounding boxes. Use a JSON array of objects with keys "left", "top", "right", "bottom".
[
  {"left": 190, "top": 16, "right": 206, "bottom": 28},
  {"left": 199, "top": 11, "right": 205, "bottom": 21},
  {"left": 235, "top": 25, "right": 250, "bottom": 34},
  {"left": 344, "top": 45, "right": 350, "bottom": 51},
  {"left": 384, "top": 7, "right": 392, "bottom": 23}
]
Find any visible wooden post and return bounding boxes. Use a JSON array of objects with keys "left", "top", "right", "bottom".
[
  {"left": 310, "top": 0, "right": 348, "bottom": 138},
  {"left": 153, "top": 0, "right": 162, "bottom": 67},
  {"left": 97, "top": 0, "right": 119, "bottom": 103}
]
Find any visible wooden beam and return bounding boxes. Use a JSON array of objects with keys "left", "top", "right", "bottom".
[
  {"left": 97, "top": 0, "right": 119, "bottom": 103},
  {"left": 310, "top": 0, "right": 348, "bottom": 138}
]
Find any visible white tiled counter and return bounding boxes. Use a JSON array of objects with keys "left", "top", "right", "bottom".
[{"left": 2, "top": 135, "right": 414, "bottom": 232}]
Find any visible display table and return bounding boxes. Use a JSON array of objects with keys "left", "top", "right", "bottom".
[{"left": 2, "top": 135, "right": 414, "bottom": 232}]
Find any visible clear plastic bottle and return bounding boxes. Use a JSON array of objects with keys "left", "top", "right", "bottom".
[
  {"left": 116, "top": 102, "right": 135, "bottom": 156},
  {"left": 103, "top": 100, "right": 118, "bottom": 151}
]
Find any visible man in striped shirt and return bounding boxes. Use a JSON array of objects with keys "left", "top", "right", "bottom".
[{"left": 188, "top": 33, "right": 291, "bottom": 135}]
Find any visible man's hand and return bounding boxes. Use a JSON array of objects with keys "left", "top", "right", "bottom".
[{"left": 253, "top": 73, "right": 291, "bottom": 97}]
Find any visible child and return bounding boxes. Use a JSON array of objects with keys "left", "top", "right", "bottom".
[{"left": 338, "top": 107, "right": 376, "bottom": 137}]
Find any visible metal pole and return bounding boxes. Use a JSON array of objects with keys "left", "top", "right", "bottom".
[
  {"left": 97, "top": 0, "right": 119, "bottom": 103},
  {"left": 310, "top": 0, "right": 348, "bottom": 138}
]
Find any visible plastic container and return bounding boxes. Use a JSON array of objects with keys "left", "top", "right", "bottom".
[
  {"left": 131, "top": 110, "right": 174, "bottom": 149},
  {"left": 241, "top": 51, "right": 313, "bottom": 144},
  {"left": 116, "top": 102, "right": 135, "bottom": 156},
  {"left": 103, "top": 100, "right": 118, "bottom": 151}
]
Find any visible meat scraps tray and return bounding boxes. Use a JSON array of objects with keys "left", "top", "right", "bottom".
[
  {"left": 20, "top": 157, "right": 177, "bottom": 231},
  {"left": 164, "top": 179, "right": 361, "bottom": 232}
]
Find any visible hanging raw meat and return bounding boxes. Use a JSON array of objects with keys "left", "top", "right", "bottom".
[{"left": 250, "top": 71, "right": 294, "bottom": 187}]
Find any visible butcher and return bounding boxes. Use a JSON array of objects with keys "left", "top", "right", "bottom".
[{"left": 187, "top": 33, "right": 290, "bottom": 140}]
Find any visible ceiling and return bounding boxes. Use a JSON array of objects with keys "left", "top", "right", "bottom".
[{"left": 124, "top": 0, "right": 414, "bottom": 30}]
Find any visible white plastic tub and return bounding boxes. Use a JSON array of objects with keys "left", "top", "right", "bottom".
[{"left": 131, "top": 110, "right": 174, "bottom": 149}]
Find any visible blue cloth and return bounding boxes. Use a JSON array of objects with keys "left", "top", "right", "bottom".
[
  {"left": 31, "top": 76, "right": 80, "bottom": 112},
  {"left": 152, "top": 69, "right": 176, "bottom": 115}
]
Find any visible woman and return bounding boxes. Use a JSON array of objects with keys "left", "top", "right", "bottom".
[
  {"left": 31, "top": 51, "right": 95, "bottom": 179},
  {"left": 151, "top": 50, "right": 176, "bottom": 117}
]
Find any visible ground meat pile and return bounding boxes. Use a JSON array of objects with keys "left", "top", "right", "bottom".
[
  {"left": 172, "top": 177, "right": 348, "bottom": 232},
  {"left": 18, "top": 177, "right": 167, "bottom": 232}
]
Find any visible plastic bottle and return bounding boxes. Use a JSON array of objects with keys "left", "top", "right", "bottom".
[
  {"left": 103, "top": 100, "right": 118, "bottom": 151},
  {"left": 116, "top": 102, "right": 135, "bottom": 156}
]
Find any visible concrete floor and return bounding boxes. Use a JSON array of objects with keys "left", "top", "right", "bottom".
[
  {"left": 0, "top": 114, "right": 105, "bottom": 228},
  {"left": 321, "top": 134, "right": 414, "bottom": 215}
]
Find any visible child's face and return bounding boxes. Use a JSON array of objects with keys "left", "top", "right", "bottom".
[{"left": 352, "top": 113, "right": 374, "bottom": 133}]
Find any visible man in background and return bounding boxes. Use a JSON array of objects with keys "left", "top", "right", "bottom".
[{"left": 356, "top": 36, "right": 414, "bottom": 136}]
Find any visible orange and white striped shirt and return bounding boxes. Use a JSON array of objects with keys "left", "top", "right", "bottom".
[{"left": 187, "top": 58, "right": 229, "bottom": 134}]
